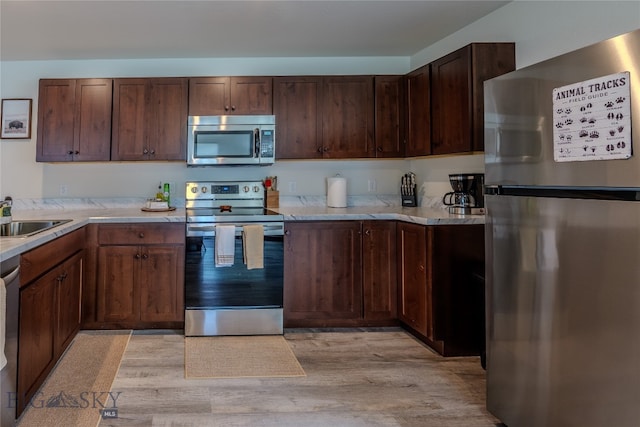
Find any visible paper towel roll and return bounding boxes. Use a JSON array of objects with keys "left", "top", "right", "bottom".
[{"left": 327, "top": 176, "right": 347, "bottom": 207}]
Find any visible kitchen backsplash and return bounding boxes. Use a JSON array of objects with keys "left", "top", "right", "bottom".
[{"left": 10, "top": 194, "right": 447, "bottom": 211}]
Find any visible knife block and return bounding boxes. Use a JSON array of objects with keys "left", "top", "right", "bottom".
[
  {"left": 402, "top": 192, "right": 417, "bottom": 207},
  {"left": 265, "top": 190, "right": 279, "bottom": 208}
]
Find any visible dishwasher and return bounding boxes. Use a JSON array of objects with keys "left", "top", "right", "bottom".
[{"left": 0, "top": 256, "right": 19, "bottom": 427}]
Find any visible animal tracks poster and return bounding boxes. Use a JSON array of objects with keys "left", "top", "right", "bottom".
[{"left": 552, "top": 71, "right": 631, "bottom": 162}]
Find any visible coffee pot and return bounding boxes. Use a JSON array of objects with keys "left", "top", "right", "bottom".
[{"left": 443, "top": 173, "right": 485, "bottom": 215}]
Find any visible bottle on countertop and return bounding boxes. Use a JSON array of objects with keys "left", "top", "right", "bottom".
[
  {"left": 156, "top": 183, "right": 164, "bottom": 201},
  {"left": 1, "top": 196, "right": 13, "bottom": 224},
  {"left": 163, "top": 183, "right": 170, "bottom": 206}
]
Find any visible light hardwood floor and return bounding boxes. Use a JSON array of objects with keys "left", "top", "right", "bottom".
[{"left": 100, "top": 329, "right": 501, "bottom": 427}]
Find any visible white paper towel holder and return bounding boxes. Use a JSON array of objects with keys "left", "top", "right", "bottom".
[{"left": 327, "top": 174, "right": 347, "bottom": 208}]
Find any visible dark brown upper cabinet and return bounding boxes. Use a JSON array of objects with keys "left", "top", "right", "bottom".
[
  {"left": 430, "top": 42, "right": 515, "bottom": 155},
  {"left": 188, "top": 76, "right": 273, "bottom": 115},
  {"left": 36, "top": 79, "right": 113, "bottom": 162},
  {"left": 374, "top": 75, "right": 405, "bottom": 158},
  {"left": 273, "top": 76, "right": 323, "bottom": 159},
  {"left": 322, "top": 76, "right": 375, "bottom": 159},
  {"left": 274, "top": 75, "right": 375, "bottom": 160},
  {"left": 111, "top": 78, "right": 188, "bottom": 161},
  {"left": 405, "top": 64, "right": 431, "bottom": 157}
]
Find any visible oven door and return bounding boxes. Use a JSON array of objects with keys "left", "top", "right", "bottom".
[{"left": 185, "top": 223, "right": 284, "bottom": 336}]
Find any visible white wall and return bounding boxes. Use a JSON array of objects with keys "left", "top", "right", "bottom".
[
  {"left": 411, "top": 0, "right": 640, "bottom": 70},
  {"left": 1, "top": 0, "right": 638, "bottom": 203}
]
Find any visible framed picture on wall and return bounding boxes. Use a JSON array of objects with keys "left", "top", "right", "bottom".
[{"left": 1, "top": 98, "right": 32, "bottom": 139}]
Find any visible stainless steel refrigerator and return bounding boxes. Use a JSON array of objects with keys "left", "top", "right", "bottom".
[{"left": 484, "top": 29, "right": 640, "bottom": 427}]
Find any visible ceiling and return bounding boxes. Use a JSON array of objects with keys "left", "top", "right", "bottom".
[{"left": 0, "top": 1, "right": 511, "bottom": 61}]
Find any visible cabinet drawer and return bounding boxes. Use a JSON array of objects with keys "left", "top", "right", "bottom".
[
  {"left": 21, "top": 227, "right": 85, "bottom": 286},
  {"left": 97, "top": 223, "right": 184, "bottom": 245}
]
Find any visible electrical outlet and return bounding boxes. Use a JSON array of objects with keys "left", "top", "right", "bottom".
[
  {"left": 288, "top": 181, "right": 297, "bottom": 193},
  {"left": 59, "top": 184, "right": 68, "bottom": 196},
  {"left": 368, "top": 179, "right": 377, "bottom": 192}
]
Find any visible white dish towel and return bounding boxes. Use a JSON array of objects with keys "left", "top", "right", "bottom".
[{"left": 215, "top": 225, "right": 236, "bottom": 267}]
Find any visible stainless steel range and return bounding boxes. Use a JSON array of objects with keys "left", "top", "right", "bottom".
[{"left": 185, "top": 180, "right": 284, "bottom": 336}]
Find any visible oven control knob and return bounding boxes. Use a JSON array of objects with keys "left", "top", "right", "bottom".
[
  {"left": 190, "top": 187, "right": 198, "bottom": 194},
  {"left": 253, "top": 186, "right": 260, "bottom": 193},
  {"left": 243, "top": 186, "right": 250, "bottom": 193},
  {"left": 201, "top": 187, "right": 208, "bottom": 193}
]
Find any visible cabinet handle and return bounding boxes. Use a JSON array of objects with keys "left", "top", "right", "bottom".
[
  {"left": 418, "top": 265, "right": 425, "bottom": 271},
  {"left": 317, "top": 147, "right": 323, "bottom": 153},
  {"left": 225, "top": 106, "right": 230, "bottom": 111},
  {"left": 135, "top": 253, "right": 141, "bottom": 259},
  {"left": 139, "top": 233, "right": 145, "bottom": 238},
  {"left": 323, "top": 147, "right": 329, "bottom": 152},
  {"left": 150, "top": 149, "right": 155, "bottom": 155},
  {"left": 377, "top": 146, "right": 383, "bottom": 152},
  {"left": 142, "top": 253, "right": 149, "bottom": 260},
  {"left": 285, "top": 230, "right": 290, "bottom": 235},
  {"left": 67, "top": 150, "right": 74, "bottom": 155},
  {"left": 231, "top": 106, "right": 236, "bottom": 111},
  {"left": 364, "top": 229, "right": 370, "bottom": 236},
  {"left": 74, "top": 150, "right": 80, "bottom": 155},
  {"left": 143, "top": 148, "right": 149, "bottom": 154}
]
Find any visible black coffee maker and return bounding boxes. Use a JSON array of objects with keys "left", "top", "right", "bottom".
[{"left": 443, "top": 173, "right": 485, "bottom": 215}]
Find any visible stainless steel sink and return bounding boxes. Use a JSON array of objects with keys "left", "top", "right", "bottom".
[{"left": 0, "top": 219, "right": 72, "bottom": 238}]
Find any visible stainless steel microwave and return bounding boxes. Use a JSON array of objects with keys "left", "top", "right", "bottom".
[{"left": 187, "top": 115, "right": 275, "bottom": 166}]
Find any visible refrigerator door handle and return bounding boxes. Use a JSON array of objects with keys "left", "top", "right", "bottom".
[{"left": 484, "top": 185, "right": 501, "bottom": 196}]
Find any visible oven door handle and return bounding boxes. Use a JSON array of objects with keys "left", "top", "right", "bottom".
[{"left": 187, "top": 223, "right": 284, "bottom": 236}]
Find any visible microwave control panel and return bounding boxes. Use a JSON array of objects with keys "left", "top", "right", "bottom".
[{"left": 260, "top": 130, "right": 274, "bottom": 158}]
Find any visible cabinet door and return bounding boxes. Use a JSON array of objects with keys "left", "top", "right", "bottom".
[
  {"left": 431, "top": 43, "right": 515, "bottom": 155},
  {"left": 139, "top": 245, "right": 185, "bottom": 322},
  {"left": 55, "top": 251, "right": 83, "bottom": 356},
  {"left": 36, "top": 79, "right": 76, "bottom": 161},
  {"left": 362, "top": 221, "right": 397, "bottom": 320},
  {"left": 188, "top": 77, "right": 230, "bottom": 115},
  {"left": 148, "top": 78, "right": 188, "bottom": 160},
  {"left": 73, "top": 78, "right": 112, "bottom": 161},
  {"left": 97, "top": 245, "right": 139, "bottom": 322},
  {"left": 273, "top": 76, "right": 323, "bottom": 159},
  {"left": 229, "top": 76, "right": 273, "bottom": 114},
  {"left": 405, "top": 64, "right": 431, "bottom": 157},
  {"left": 18, "top": 269, "right": 57, "bottom": 414},
  {"left": 284, "top": 221, "right": 363, "bottom": 322},
  {"left": 322, "top": 76, "right": 374, "bottom": 158},
  {"left": 374, "top": 76, "right": 404, "bottom": 158},
  {"left": 431, "top": 46, "right": 472, "bottom": 155},
  {"left": 397, "top": 222, "right": 430, "bottom": 337},
  {"left": 112, "top": 78, "right": 147, "bottom": 160}
]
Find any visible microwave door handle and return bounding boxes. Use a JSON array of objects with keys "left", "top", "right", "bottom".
[{"left": 254, "top": 128, "right": 260, "bottom": 158}]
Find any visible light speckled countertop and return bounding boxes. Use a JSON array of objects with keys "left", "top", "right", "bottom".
[
  {"left": 274, "top": 205, "right": 484, "bottom": 225},
  {"left": 0, "top": 196, "right": 483, "bottom": 262}
]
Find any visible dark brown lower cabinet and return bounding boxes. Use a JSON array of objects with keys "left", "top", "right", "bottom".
[
  {"left": 85, "top": 223, "right": 185, "bottom": 329},
  {"left": 284, "top": 220, "right": 397, "bottom": 327},
  {"left": 18, "top": 229, "right": 84, "bottom": 416},
  {"left": 397, "top": 222, "right": 432, "bottom": 338},
  {"left": 363, "top": 220, "right": 397, "bottom": 320},
  {"left": 397, "top": 222, "right": 485, "bottom": 356}
]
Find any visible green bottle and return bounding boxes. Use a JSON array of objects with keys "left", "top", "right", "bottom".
[{"left": 163, "top": 183, "right": 170, "bottom": 206}]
